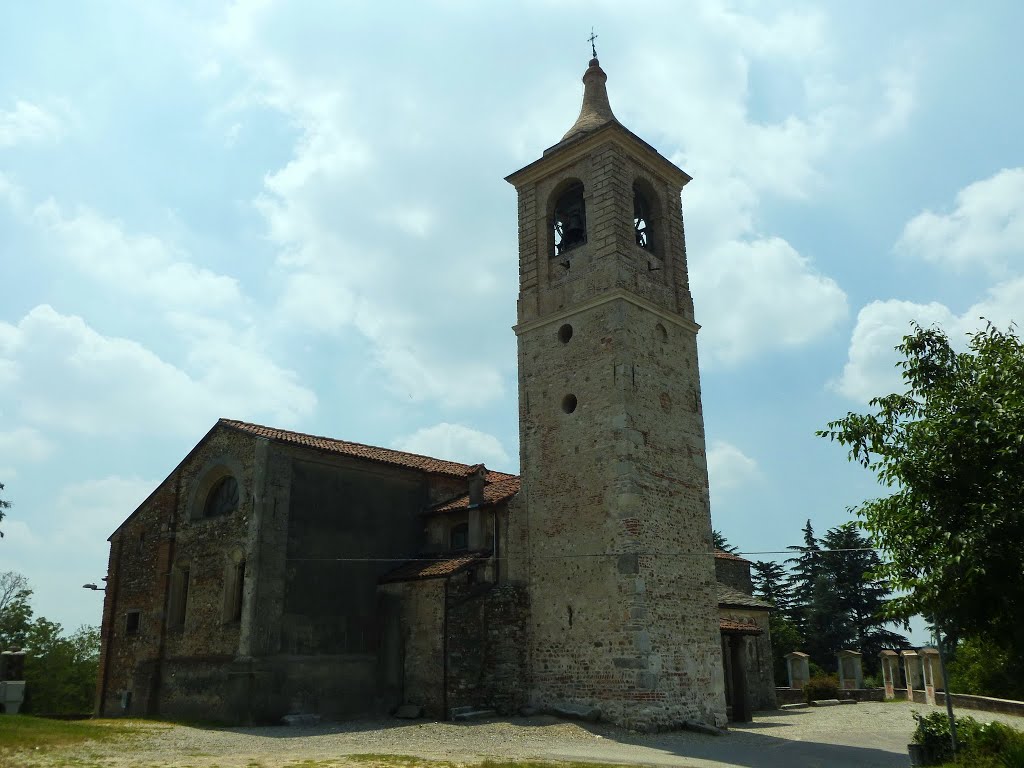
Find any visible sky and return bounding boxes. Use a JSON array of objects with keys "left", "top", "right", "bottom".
[{"left": 1, "top": 1, "right": 1022, "bottom": 644}]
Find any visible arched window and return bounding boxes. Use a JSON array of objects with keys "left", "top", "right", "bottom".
[
  {"left": 633, "top": 182, "right": 654, "bottom": 251},
  {"left": 450, "top": 523, "right": 469, "bottom": 551},
  {"left": 203, "top": 476, "right": 239, "bottom": 518},
  {"left": 552, "top": 181, "right": 587, "bottom": 256}
]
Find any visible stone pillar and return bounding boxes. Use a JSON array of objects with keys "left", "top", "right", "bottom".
[
  {"left": 901, "top": 650, "right": 923, "bottom": 700},
  {"left": 837, "top": 650, "right": 863, "bottom": 690},
  {"left": 921, "top": 648, "right": 942, "bottom": 705},
  {"left": 785, "top": 651, "right": 810, "bottom": 689},
  {"left": 879, "top": 650, "right": 899, "bottom": 699}
]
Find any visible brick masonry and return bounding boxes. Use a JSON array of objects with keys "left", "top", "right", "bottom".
[{"left": 506, "top": 116, "right": 727, "bottom": 729}]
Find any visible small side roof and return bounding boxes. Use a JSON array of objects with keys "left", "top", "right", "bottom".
[
  {"left": 717, "top": 582, "right": 772, "bottom": 610},
  {"left": 379, "top": 551, "right": 491, "bottom": 584},
  {"left": 427, "top": 475, "right": 521, "bottom": 514}
]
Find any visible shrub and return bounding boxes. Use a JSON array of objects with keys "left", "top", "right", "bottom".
[
  {"left": 911, "top": 712, "right": 1024, "bottom": 767},
  {"left": 804, "top": 674, "right": 839, "bottom": 703}
]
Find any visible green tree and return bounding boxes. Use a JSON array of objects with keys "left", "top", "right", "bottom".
[
  {"left": 785, "top": 520, "right": 820, "bottom": 633},
  {"left": 712, "top": 529, "right": 737, "bottom": 553},
  {"left": 751, "top": 560, "right": 803, "bottom": 684},
  {"left": 0, "top": 570, "right": 33, "bottom": 649},
  {"left": 819, "top": 523, "right": 908, "bottom": 671},
  {"left": 751, "top": 560, "right": 794, "bottom": 616},
  {"left": 0, "top": 481, "right": 10, "bottom": 538},
  {"left": 23, "top": 620, "right": 100, "bottom": 714},
  {"left": 819, "top": 322, "right": 1024, "bottom": 649}
]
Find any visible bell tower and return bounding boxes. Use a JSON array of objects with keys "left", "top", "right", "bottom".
[{"left": 505, "top": 55, "right": 726, "bottom": 729}]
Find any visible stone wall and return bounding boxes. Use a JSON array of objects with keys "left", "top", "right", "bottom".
[
  {"left": 446, "top": 578, "right": 529, "bottom": 716},
  {"left": 714, "top": 556, "right": 754, "bottom": 594},
  {"left": 98, "top": 425, "right": 256, "bottom": 718},
  {"left": 511, "top": 130, "right": 726, "bottom": 730},
  {"left": 100, "top": 422, "right": 473, "bottom": 724}
]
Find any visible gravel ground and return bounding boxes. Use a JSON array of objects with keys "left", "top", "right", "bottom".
[{"left": 12, "top": 701, "right": 1024, "bottom": 768}]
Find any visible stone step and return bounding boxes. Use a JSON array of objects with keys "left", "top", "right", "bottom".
[{"left": 451, "top": 707, "right": 497, "bottom": 721}]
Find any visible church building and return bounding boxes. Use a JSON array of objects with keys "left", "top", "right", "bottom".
[{"left": 95, "top": 54, "right": 774, "bottom": 731}]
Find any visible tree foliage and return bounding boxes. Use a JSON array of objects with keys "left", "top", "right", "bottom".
[
  {"left": 0, "top": 480, "right": 10, "bottom": 538},
  {"left": 818, "top": 323, "right": 1024, "bottom": 646},
  {"left": 0, "top": 572, "right": 100, "bottom": 714},
  {"left": 712, "top": 529, "right": 737, "bottom": 553},
  {"left": 0, "top": 570, "right": 33, "bottom": 649}
]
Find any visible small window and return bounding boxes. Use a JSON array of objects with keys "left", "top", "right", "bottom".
[
  {"left": 552, "top": 182, "right": 587, "bottom": 256},
  {"left": 450, "top": 523, "right": 469, "bottom": 551},
  {"left": 223, "top": 558, "right": 245, "bottom": 623},
  {"left": 169, "top": 566, "right": 190, "bottom": 629},
  {"left": 125, "top": 611, "right": 141, "bottom": 636},
  {"left": 204, "top": 476, "right": 239, "bottom": 518}
]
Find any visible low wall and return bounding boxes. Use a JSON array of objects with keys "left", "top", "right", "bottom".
[
  {"left": 775, "top": 688, "right": 804, "bottom": 705},
  {"left": 775, "top": 687, "right": 886, "bottom": 706},
  {"left": 937, "top": 692, "right": 1024, "bottom": 718}
]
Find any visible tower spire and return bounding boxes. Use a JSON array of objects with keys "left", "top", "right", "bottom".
[{"left": 561, "top": 51, "right": 618, "bottom": 142}]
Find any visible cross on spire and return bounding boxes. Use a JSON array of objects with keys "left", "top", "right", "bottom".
[{"left": 588, "top": 28, "right": 598, "bottom": 59}]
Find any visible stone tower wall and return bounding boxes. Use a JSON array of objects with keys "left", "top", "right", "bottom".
[{"left": 510, "top": 129, "right": 726, "bottom": 729}]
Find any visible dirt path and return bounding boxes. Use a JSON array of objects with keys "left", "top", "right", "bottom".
[{"left": 10, "top": 701, "right": 1024, "bottom": 768}]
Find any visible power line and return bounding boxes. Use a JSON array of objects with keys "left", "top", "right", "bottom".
[{"left": 285, "top": 546, "right": 882, "bottom": 563}]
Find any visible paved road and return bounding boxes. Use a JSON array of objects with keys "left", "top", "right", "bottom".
[{"left": 544, "top": 701, "right": 1024, "bottom": 768}]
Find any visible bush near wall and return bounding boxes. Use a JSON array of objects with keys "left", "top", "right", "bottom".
[{"left": 804, "top": 675, "right": 839, "bottom": 703}]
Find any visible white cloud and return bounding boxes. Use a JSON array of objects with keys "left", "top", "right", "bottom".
[
  {"left": 871, "top": 66, "right": 917, "bottom": 139},
  {"left": 707, "top": 440, "right": 761, "bottom": 495},
  {"left": 693, "top": 237, "right": 848, "bottom": 366},
  {"left": 897, "top": 167, "right": 1024, "bottom": 275},
  {"left": 54, "top": 476, "right": 156, "bottom": 543},
  {"left": 0, "top": 305, "right": 316, "bottom": 437},
  {"left": 33, "top": 200, "right": 245, "bottom": 313},
  {"left": 0, "top": 101, "right": 63, "bottom": 148},
  {"left": 0, "top": 427, "right": 55, "bottom": 463},
  {"left": 832, "top": 277, "right": 1024, "bottom": 402},
  {"left": 207, "top": 4, "right": 510, "bottom": 410},
  {"left": 392, "top": 423, "right": 512, "bottom": 471}
]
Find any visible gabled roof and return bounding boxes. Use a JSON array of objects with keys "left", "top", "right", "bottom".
[
  {"left": 717, "top": 582, "right": 772, "bottom": 610},
  {"left": 221, "top": 419, "right": 498, "bottom": 478},
  {"left": 379, "top": 551, "right": 491, "bottom": 583},
  {"left": 110, "top": 418, "right": 520, "bottom": 539},
  {"left": 427, "top": 475, "right": 521, "bottom": 514}
]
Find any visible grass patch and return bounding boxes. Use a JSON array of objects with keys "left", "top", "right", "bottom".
[
  {"left": 288, "top": 758, "right": 645, "bottom": 768},
  {"left": 0, "top": 714, "right": 150, "bottom": 753}
]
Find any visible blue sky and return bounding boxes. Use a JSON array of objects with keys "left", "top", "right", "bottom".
[{"left": 2, "top": 1, "right": 1022, "bottom": 643}]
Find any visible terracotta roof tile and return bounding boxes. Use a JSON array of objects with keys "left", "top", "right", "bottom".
[
  {"left": 717, "top": 582, "right": 773, "bottom": 610},
  {"left": 720, "top": 618, "right": 763, "bottom": 635},
  {"left": 221, "top": 419, "right": 498, "bottom": 478},
  {"left": 379, "top": 552, "right": 490, "bottom": 583},
  {"left": 714, "top": 549, "right": 751, "bottom": 563},
  {"left": 429, "top": 476, "right": 521, "bottom": 513}
]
